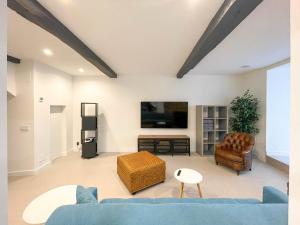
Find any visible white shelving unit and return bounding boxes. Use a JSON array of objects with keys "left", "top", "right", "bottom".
[{"left": 196, "top": 105, "right": 229, "bottom": 156}]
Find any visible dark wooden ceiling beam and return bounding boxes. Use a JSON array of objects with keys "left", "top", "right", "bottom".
[
  {"left": 7, "top": 55, "right": 21, "bottom": 64},
  {"left": 8, "top": 0, "right": 117, "bottom": 78},
  {"left": 176, "top": 0, "right": 263, "bottom": 78}
]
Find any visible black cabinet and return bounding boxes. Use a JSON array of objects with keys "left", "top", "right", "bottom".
[
  {"left": 156, "top": 140, "right": 172, "bottom": 154},
  {"left": 82, "top": 117, "right": 97, "bottom": 130},
  {"left": 81, "top": 103, "right": 98, "bottom": 159},
  {"left": 138, "top": 135, "right": 190, "bottom": 156},
  {"left": 172, "top": 139, "right": 190, "bottom": 155},
  {"left": 138, "top": 139, "right": 156, "bottom": 154}
]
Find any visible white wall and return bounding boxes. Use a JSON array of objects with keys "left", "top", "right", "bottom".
[
  {"left": 0, "top": 0, "right": 7, "bottom": 224},
  {"left": 7, "top": 62, "right": 17, "bottom": 96},
  {"left": 266, "top": 63, "right": 290, "bottom": 157},
  {"left": 73, "top": 74, "right": 243, "bottom": 153},
  {"left": 289, "top": 0, "right": 300, "bottom": 224},
  {"left": 33, "top": 61, "right": 73, "bottom": 169},
  {"left": 239, "top": 69, "right": 267, "bottom": 161},
  {"left": 7, "top": 61, "right": 35, "bottom": 174},
  {"left": 8, "top": 60, "right": 73, "bottom": 175}
]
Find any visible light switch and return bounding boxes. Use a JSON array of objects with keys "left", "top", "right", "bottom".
[{"left": 20, "top": 126, "right": 30, "bottom": 132}]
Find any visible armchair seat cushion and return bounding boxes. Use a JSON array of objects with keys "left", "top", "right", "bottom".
[{"left": 216, "top": 149, "right": 243, "bottom": 163}]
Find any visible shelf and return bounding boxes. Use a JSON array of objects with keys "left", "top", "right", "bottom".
[
  {"left": 81, "top": 103, "right": 98, "bottom": 159},
  {"left": 215, "top": 119, "right": 227, "bottom": 130},
  {"left": 204, "top": 117, "right": 227, "bottom": 119},
  {"left": 203, "top": 131, "right": 214, "bottom": 143},
  {"left": 81, "top": 103, "right": 98, "bottom": 117},
  {"left": 215, "top": 106, "right": 227, "bottom": 118},
  {"left": 203, "top": 106, "right": 215, "bottom": 118},
  {"left": 203, "top": 144, "right": 215, "bottom": 155},
  {"left": 196, "top": 105, "right": 228, "bottom": 156},
  {"left": 82, "top": 117, "right": 97, "bottom": 130}
]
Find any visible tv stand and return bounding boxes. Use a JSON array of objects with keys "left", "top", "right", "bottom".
[{"left": 138, "top": 135, "right": 190, "bottom": 156}]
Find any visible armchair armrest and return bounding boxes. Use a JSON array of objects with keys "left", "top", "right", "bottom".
[
  {"left": 241, "top": 149, "right": 252, "bottom": 155},
  {"left": 241, "top": 144, "right": 254, "bottom": 156},
  {"left": 263, "top": 186, "right": 288, "bottom": 204}
]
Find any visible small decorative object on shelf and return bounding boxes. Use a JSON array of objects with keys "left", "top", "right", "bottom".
[
  {"left": 81, "top": 103, "right": 98, "bottom": 159},
  {"left": 196, "top": 105, "right": 229, "bottom": 156}
]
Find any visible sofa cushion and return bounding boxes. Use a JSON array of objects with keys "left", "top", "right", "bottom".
[
  {"left": 76, "top": 186, "right": 98, "bottom": 204},
  {"left": 215, "top": 149, "right": 243, "bottom": 162},
  {"left": 46, "top": 203, "right": 288, "bottom": 225},
  {"left": 101, "top": 198, "right": 260, "bottom": 204}
]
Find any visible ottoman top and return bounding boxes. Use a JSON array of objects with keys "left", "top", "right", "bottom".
[{"left": 118, "top": 151, "right": 165, "bottom": 172}]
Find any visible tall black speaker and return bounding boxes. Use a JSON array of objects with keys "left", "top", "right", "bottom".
[{"left": 81, "top": 103, "right": 98, "bottom": 158}]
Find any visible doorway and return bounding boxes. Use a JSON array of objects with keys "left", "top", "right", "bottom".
[{"left": 50, "top": 105, "right": 67, "bottom": 161}]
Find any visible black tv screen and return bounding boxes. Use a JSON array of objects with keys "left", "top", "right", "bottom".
[{"left": 141, "top": 102, "right": 188, "bottom": 128}]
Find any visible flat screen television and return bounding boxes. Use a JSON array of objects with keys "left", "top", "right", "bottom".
[{"left": 141, "top": 102, "right": 188, "bottom": 128}]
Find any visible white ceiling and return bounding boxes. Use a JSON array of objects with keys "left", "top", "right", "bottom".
[
  {"left": 189, "top": 0, "right": 290, "bottom": 75},
  {"left": 7, "top": 10, "right": 102, "bottom": 76},
  {"left": 7, "top": 0, "right": 290, "bottom": 77}
]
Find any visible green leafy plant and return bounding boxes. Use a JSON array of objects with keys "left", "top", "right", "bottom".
[{"left": 229, "top": 90, "right": 260, "bottom": 135}]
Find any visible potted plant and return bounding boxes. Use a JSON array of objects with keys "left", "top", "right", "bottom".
[{"left": 229, "top": 90, "right": 260, "bottom": 135}]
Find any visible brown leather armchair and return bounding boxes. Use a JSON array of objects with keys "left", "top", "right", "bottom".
[{"left": 215, "top": 132, "right": 255, "bottom": 175}]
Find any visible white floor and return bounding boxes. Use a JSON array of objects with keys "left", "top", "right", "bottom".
[{"left": 8, "top": 152, "right": 288, "bottom": 225}]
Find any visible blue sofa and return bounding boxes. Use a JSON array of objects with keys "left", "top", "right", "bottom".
[{"left": 46, "top": 186, "right": 288, "bottom": 225}]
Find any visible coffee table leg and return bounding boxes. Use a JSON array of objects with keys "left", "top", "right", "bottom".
[
  {"left": 197, "top": 183, "right": 203, "bottom": 198},
  {"left": 180, "top": 182, "right": 184, "bottom": 198}
]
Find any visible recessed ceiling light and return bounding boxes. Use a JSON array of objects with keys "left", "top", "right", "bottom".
[
  {"left": 78, "top": 68, "right": 84, "bottom": 73},
  {"left": 241, "top": 65, "right": 250, "bottom": 68},
  {"left": 43, "top": 48, "right": 53, "bottom": 56}
]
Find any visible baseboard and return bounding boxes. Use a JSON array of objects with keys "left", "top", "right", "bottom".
[
  {"left": 36, "top": 160, "right": 51, "bottom": 171},
  {"left": 8, "top": 169, "right": 36, "bottom": 176},
  {"left": 8, "top": 160, "right": 51, "bottom": 177},
  {"left": 266, "top": 155, "right": 289, "bottom": 173}
]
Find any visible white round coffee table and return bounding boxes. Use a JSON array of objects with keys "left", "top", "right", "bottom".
[
  {"left": 174, "top": 168, "right": 203, "bottom": 198},
  {"left": 23, "top": 185, "right": 77, "bottom": 224}
]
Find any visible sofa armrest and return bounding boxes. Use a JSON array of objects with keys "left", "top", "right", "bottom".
[{"left": 263, "top": 186, "right": 288, "bottom": 204}]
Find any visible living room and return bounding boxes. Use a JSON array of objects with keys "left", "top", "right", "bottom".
[{"left": 1, "top": 0, "right": 300, "bottom": 225}]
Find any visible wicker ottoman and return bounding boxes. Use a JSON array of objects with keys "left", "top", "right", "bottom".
[{"left": 117, "top": 151, "right": 166, "bottom": 194}]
